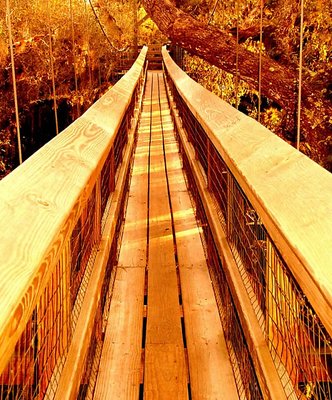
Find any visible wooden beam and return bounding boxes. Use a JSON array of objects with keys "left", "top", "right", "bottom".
[{"left": 162, "top": 93, "right": 238, "bottom": 399}]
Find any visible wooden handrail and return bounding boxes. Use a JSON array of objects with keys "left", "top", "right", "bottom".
[
  {"left": 0, "top": 46, "right": 147, "bottom": 376},
  {"left": 162, "top": 46, "right": 332, "bottom": 338}
]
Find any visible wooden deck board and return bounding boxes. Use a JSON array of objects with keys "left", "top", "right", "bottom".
[
  {"left": 144, "top": 72, "right": 188, "bottom": 400},
  {"left": 145, "top": 264, "right": 183, "bottom": 344},
  {"left": 93, "top": 77, "right": 151, "bottom": 399},
  {"left": 145, "top": 344, "right": 188, "bottom": 400}
]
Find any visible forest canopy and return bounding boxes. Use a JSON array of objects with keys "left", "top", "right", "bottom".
[
  {"left": 0, "top": 0, "right": 331, "bottom": 177},
  {"left": 140, "top": 0, "right": 332, "bottom": 171}
]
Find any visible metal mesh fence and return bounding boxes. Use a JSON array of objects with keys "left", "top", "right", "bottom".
[
  {"left": 165, "top": 65, "right": 332, "bottom": 399},
  {"left": 70, "top": 185, "right": 98, "bottom": 309},
  {"left": 0, "top": 258, "right": 71, "bottom": 400},
  {"left": 101, "top": 149, "right": 115, "bottom": 216}
]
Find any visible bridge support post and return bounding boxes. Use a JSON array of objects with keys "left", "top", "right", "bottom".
[
  {"left": 110, "top": 148, "right": 115, "bottom": 193},
  {"left": 207, "top": 140, "right": 212, "bottom": 190},
  {"left": 95, "top": 177, "right": 102, "bottom": 243}
]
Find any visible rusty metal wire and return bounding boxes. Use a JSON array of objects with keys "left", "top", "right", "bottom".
[
  {"left": 0, "top": 260, "right": 71, "bottom": 399},
  {"left": 165, "top": 65, "right": 332, "bottom": 399},
  {"left": 70, "top": 186, "right": 98, "bottom": 309}
]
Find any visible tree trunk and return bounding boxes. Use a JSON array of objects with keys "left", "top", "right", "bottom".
[{"left": 141, "top": 0, "right": 331, "bottom": 170}]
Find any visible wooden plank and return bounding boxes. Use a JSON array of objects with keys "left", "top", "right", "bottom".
[
  {"left": 179, "top": 265, "right": 239, "bottom": 399},
  {"left": 93, "top": 74, "right": 154, "bottom": 399},
  {"left": 93, "top": 267, "right": 145, "bottom": 400},
  {"left": 145, "top": 72, "right": 188, "bottom": 400},
  {"left": 146, "top": 264, "right": 183, "bottom": 344},
  {"left": 145, "top": 344, "right": 188, "bottom": 400}
]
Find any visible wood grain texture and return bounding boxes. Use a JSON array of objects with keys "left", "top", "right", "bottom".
[
  {"left": 0, "top": 48, "right": 147, "bottom": 375},
  {"left": 145, "top": 344, "right": 188, "bottom": 400},
  {"left": 117, "top": 119, "right": 150, "bottom": 268},
  {"left": 162, "top": 47, "right": 332, "bottom": 337},
  {"left": 145, "top": 72, "right": 188, "bottom": 399}
]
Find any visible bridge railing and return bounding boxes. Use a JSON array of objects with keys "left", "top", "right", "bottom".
[
  {"left": 0, "top": 46, "right": 148, "bottom": 400},
  {"left": 162, "top": 46, "right": 332, "bottom": 400}
]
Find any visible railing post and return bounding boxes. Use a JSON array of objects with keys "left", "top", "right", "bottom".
[
  {"left": 207, "top": 139, "right": 212, "bottom": 190},
  {"left": 95, "top": 177, "right": 102, "bottom": 243},
  {"left": 194, "top": 120, "right": 199, "bottom": 161},
  {"left": 226, "top": 172, "right": 232, "bottom": 239},
  {"left": 110, "top": 147, "right": 115, "bottom": 193}
]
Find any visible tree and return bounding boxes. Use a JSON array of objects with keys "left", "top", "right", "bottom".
[{"left": 140, "top": 0, "right": 332, "bottom": 170}]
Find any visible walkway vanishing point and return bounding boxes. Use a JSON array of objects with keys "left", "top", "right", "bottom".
[{"left": 0, "top": 47, "right": 331, "bottom": 400}]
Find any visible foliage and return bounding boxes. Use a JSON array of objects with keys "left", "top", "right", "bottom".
[
  {"left": 0, "top": 0, "right": 125, "bottom": 178},
  {"left": 0, "top": 0, "right": 331, "bottom": 175},
  {"left": 137, "top": 6, "right": 167, "bottom": 45},
  {"left": 178, "top": 0, "right": 332, "bottom": 168}
]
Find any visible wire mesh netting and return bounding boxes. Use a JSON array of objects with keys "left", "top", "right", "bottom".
[{"left": 0, "top": 259, "right": 71, "bottom": 400}]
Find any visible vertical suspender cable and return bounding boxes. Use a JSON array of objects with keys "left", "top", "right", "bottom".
[
  {"left": 297, "top": 0, "right": 304, "bottom": 150},
  {"left": 258, "top": 0, "right": 263, "bottom": 122},
  {"left": 235, "top": 0, "right": 239, "bottom": 110},
  {"left": 85, "top": 0, "right": 93, "bottom": 89},
  {"left": 208, "top": 0, "right": 219, "bottom": 25},
  {"left": 47, "top": 0, "right": 59, "bottom": 135},
  {"left": 6, "top": 0, "right": 22, "bottom": 165},
  {"left": 98, "top": 61, "right": 102, "bottom": 88},
  {"left": 70, "top": 0, "right": 80, "bottom": 118}
]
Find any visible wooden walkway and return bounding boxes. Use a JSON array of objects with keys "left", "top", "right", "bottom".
[{"left": 93, "top": 71, "right": 238, "bottom": 399}]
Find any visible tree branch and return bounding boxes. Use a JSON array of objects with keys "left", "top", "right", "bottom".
[{"left": 141, "top": 0, "right": 332, "bottom": 169}]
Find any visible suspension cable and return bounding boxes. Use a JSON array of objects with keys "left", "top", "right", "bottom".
[
  {"left": 208, "top": 0, "right": 219, "bottom": 25},
  {"left": 87, "top": 0, "right": 128, "bottom": 52},
  {"left": 235, "top": 0, "right": 239, "bottom": 110},
  {"left": 84, "top": 0, "right": 93, "bottom": 89},
  {"left": 6, "top": 0, "right": 22, "bottom": 165},
  {"left": 258, "top": 0, "right": 263, "bottom": 122},
  {"left": 70, "top": 0, "right": 80, "bottom": 118},
  {"left": 47, "top": 0, "right": 59, "bottom": 135},
  {"left": 297, "top": 0, "right": 304, "bottom": 151}
]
